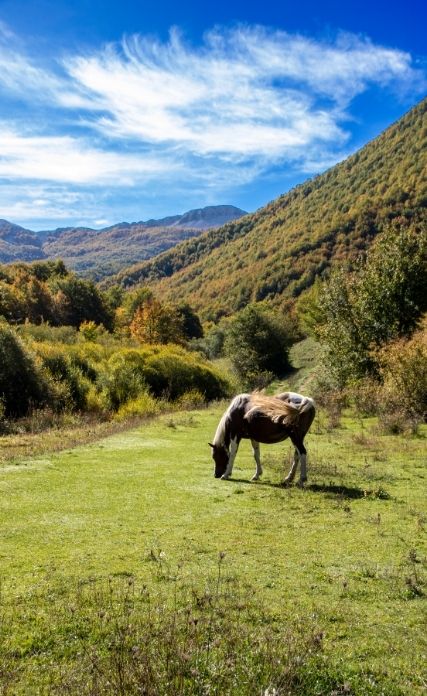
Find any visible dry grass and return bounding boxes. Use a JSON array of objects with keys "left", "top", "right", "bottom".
[{"left": 0, "top": 412, "right": 155, "bottom": 465}]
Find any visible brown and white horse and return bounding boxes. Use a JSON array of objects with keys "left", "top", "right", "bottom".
[{"left": 209, "top": 392, "right": 315, "bottom": 486}]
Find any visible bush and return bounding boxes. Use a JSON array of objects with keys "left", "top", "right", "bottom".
[
  {"left": 176, "top": 389, "right": 207, "bottom": 409},
  {"left": 104, "top": 350, "right": 148, "bottom": 410},
  {"left": 376, "top": 318, "right": 427, "bottom": 430},
  {"left": 346, "top": 378, "right": 381, "bottom": 417},
  {"left": 0, "top": 323, "right": 47, "bottom": 416},
  {"left": 142, "top": 345, "right": 230, "bottom": 401},
  {"left": 35, "top": 343, "right": 91, "bottom": 412},
  {"left": 1, "top": 327, "right": 231, "bottom": 424},
  {"left": 114, "top": 391, "right": 161, "bottom": 421},
  {"left": 17, "top": 323, "right": 78, "bottom": 344},
  {"left": 189, "top": 325, "right": 225, "bottom": 359}
]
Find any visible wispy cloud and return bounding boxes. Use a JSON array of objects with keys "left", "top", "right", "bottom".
[
  {"left": 64, "top": 27, "right": 423, "bottom": 160},
  {"left": 0, "top": 125, "right": 181, "bottom": 184},
  {"left": 0, "top": 23, "right": 425, "bottom": 225}
]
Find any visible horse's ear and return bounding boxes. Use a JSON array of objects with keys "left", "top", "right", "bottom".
[{"left": 208, "top": 442, "right": 214, "bottom": 448}]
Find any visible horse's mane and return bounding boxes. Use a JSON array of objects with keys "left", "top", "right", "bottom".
[
  {"left": 245, "top": 392, "right": 303, "bottom": 426},
  {"left": 213, "top": 394, "right": 250, "bottom": 446}
]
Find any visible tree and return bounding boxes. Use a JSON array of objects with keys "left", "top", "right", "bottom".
[
  {"left": 52, "top": 276, "right": 114, "bottom": 330},
  {"left": 224, "top": 304, "right": 292, "bottom": 387},
  {"left": 176, "top": 303, "right": 204, "bottom": 340},
  {"left": 318, "top": 218, "right": 427, "bottom": 386},
  {"left": 130, "top": 298, "right": 184, "bottom": 345},
  {"left": 0, "top": 281, "right": 25, "bottom": 323}
]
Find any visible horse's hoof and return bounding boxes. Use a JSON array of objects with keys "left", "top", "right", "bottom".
[
  {"left": 220, "top": 474, "right": 229, "bottom": 480},
  {"left": 282, "top": 478, "right": 292, "bottom": 487},
  {"left": 251, "top": 475, "right": 259, "bottom": 482},
  {"left": 296, "top": 479, "right": 307, "bottom": 488}
]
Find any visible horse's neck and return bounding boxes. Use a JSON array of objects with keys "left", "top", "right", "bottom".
[
  {"left": 213, "top": 410, "right": 230, "bottom": 447},
  {"left": 214, "top": 394, "right": 249, "bottom": 447}
]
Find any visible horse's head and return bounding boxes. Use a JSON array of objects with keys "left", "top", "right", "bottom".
[{"left": 209, "top": 443, "right": 229, "bottom": 478}]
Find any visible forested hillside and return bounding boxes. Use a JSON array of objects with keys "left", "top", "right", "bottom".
[{"left": 111, "top": 98, "right": 426, "bottom": 321}]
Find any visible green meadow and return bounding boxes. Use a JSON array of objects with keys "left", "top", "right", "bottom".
[{"left": 1, "top": 405, "right": 426, "bottom": 694}]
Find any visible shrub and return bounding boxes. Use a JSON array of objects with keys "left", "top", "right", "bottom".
[
  {"left": 176, "top": 389, "right": 207, "bottom": 409},
  {"left": 1, "top": 328, "right": 230, "bottom": 423},
  {"left": 79, "top": 320, "right": 104, "bottom": 342},
  {"left": 189, "top": 324, "right": 226, "bottom": 359},
  {"left": 376, "top": 318, "right": 427, "bottom": 430},
  {"left": 114, "top": 391, "right": 161, "bottom": 421},
  {"left": 142, "top": 345, "right": 230, "bottom": 401},
  {"left": 104, "top": 350, "right": 148, "bottom": 410},
  {"left": 85, "top": 384, "right": 110, "bottom": 416},
  {"left": 17, "top": 323, "right": 78, "bottom": 344},
  {"left": 346, "top": 378, "right": 381, "bottom": 417},
  {"left": 0, "top": 323, "right": 47, "bottom": 416},
  {"left": 35, "top": 343, "right": 91, "bottom": 412}
]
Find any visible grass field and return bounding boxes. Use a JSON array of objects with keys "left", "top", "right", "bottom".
[{"left": 0, "top": 404, "right": 426, "bottom": 694}]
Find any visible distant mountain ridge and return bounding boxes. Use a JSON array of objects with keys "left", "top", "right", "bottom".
[
  {"left": 109, "top": 98, "right": 427, "bottom": 321},
  {"left": 0, "top": 220, "right": 43, "bottom": 262},
  {"left": 0, "top": 205, "right": 247, "bottom": 278}
]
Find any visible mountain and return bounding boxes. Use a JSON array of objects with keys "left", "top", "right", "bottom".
[
  {"left": 0, "top": 220, "right": 43, "bottom": 262},
  {"left": 0, "top": 205, "right": 247, "bottom": 279},
  {"left": 110, "top": 98, "right": 427, "bottom": 322}
]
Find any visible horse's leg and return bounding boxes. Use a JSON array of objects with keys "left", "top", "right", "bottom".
[
  {"left": 221, "top": 437, "right": 239, "bottom": 479},
  {"left": 250, "top": 440, "right": 262, "bottom": 481},
  {"left": 296, "top": 444, "right": 307, "bottom": 487},
  {"left": 284, "top": 434, "right": 307, "bottom": 487},
  {"left": 283, "top": 447, "right": 300, "bottom": 485}
]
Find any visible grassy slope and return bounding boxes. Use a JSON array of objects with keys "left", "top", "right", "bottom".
[{"left": 1, "top": 406, "right": 426, "bottom": 693}]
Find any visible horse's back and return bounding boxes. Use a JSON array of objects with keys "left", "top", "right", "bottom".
[{"left": 277, "top": 391, "right": 315, "bottom": 409}]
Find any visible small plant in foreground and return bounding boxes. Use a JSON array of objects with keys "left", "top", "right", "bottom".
[
  {"left": 0, "top": 555, "right": 408, "bottom": 696},
  {"left": 0, "top": 560, "right": 326, "bottom": 696}
]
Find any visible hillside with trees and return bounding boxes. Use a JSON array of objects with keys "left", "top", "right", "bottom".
[{"left": 110, "top": 98, "right": 426, "bottom": 322}]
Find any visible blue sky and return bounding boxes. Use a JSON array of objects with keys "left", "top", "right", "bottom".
[{"left": 0, "top": 0, "right": 426, "bottom": 230}]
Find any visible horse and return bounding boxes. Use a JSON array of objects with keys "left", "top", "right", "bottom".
[{"left": 209, "top": 392, "right": 315, "bottom": 486}]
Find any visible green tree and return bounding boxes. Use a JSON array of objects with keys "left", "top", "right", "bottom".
[
  {"left": 52, "top": 276, "right": 114, "bottom": 330},
  {"left": 224, "top": 304, "right": 292, "bottom": 387},
  {"left": 0, "top": 281, "right": 25, "bottom": 322},
  {"left": 318, "top": 218, "right": 427, "bottom": 386},
  {"left": 176, "top": 303, "right": 204, "bottom": 340},
  {"left": 122, "top": 287, "right": 154, "bottom": 322}
]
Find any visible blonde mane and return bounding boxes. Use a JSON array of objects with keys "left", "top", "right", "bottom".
[{"left": 245, "top": 392, "right": 302, "bottom": 426}]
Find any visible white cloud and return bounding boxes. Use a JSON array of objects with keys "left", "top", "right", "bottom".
[
  {"left": 0, "top": 21, "right": 424, "bottom": 221},
  {"left": 0, "top": 125, "right": 180, "bottom": 184},
  {"left": 63, "top": 26, "right": 424, "bottom": 160}
]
